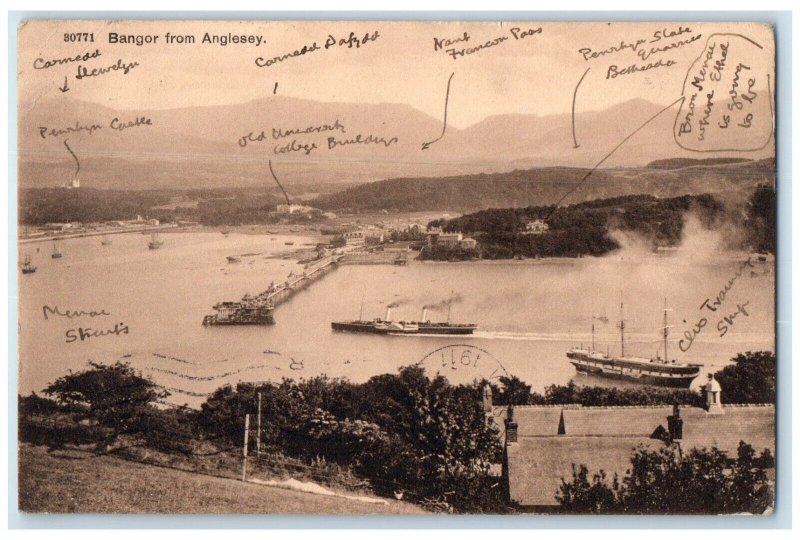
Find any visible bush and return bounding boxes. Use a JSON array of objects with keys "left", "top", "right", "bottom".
[
  {"left": 43, "top": 362, "right": 169, "bottom": 445},
  {"left": 523, "top": 381, "right": 704, "bottom": 407},
  {"left": 195, "top": 366, "right": 505, "bottom": 512},
  {"left": 557, "top": 442, "right": 774, "bottom": 514}
]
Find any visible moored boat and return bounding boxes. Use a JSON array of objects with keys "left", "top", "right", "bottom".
[
  {"left": 21, "top": 254, "right": 37, "bottom": 274},
  {"left": 148, "top": 232, "right": 163, "bottom": 250}
]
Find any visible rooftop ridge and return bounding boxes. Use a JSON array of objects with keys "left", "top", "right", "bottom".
[
  {"left": 494, "top": 403, "right": 774, "bottom": 410},
  {"left": 721, "top": 403, "right": 775, "bottom": 408},
  {"left": 497, "top": 404, "right": 675, "bottom": 410}
]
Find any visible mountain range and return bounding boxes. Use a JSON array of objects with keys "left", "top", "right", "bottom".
[{"left": 18, "top": 96, "right": 774, "bottom": 190}]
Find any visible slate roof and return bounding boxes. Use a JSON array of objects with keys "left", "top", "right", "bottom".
[
  {"left": 507, "top": 436, "right": 657, "bottom": 507},
  {"left": 501, "top": 404, "right": 775, "bottom": 507}
]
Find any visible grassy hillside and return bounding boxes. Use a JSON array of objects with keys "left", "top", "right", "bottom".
[
  {"left": 314, "top": 159, "right": 775, "bottom": 213},
  {"left": 425, "top": 188, "right": 775, "bottom": 259},
  {"left": 18, "top": 444, "right": 425, "bottom": 514}
]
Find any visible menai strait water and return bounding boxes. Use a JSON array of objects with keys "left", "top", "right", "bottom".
[{"left": 18, "top": 231, "right": 774, "bottom": 407}]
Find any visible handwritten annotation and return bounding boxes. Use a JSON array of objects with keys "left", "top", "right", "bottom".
[
  {"left": 674, "top": 33, "right": 773, "bottom": 152},
  {"left": 39, "top": 117, "right": 153, "bottom": 139},
  {"left": 433, "top": 27, "right": 542, "bottom": 60},
  {"left": 678, "top": 257, "right": 755, "bottom": 352},
  {"left": 578, "top": 26, "right": 699, "bottom": 79},
  {"left": 239, "top": 119, "right": 398, "bottom": 155},
  {"left": 255, "top": 30, "right": 380, "bottom": 68}
]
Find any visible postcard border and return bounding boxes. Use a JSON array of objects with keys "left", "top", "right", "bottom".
[{"left": 7, "top": 9, "right": 793, "bottom": 530}]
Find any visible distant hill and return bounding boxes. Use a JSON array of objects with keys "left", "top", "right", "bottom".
[
  {"left": 646, "top": 158, "right": 753, "bottom": 170},
  {"left": 18, "top": 96, "right": 774, "bottom": 190},
  {"left": 314, "top": 159, "right": 776, "bottom": 213}
]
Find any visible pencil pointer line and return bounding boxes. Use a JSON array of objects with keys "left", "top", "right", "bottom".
[
  {"left": 421, "top": 72, "right": 455, "bottom": 151},
  {"left": 546, "top": 96, "right": 684, "bottom": 222},
  {"left": 64, "top": 139, "right": 80, "bottom": 177},
  {"left": 572, "top": 68, "right": 590, "bottom": 149}
]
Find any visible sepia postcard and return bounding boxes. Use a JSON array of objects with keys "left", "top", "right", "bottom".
[{"left": 16, "top": 19, "right": 777, "bottom": 515}]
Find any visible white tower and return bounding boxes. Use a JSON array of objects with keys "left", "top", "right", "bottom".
[{"left": 704, "top": 374, "right": 724, "bottom": 415}]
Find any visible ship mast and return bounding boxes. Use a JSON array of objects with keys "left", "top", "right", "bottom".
[
  {"left": 358, "top": 287, "right": 366, "bottom": 321},
  {"left": 663, "top": 300, "right": 668, "bottom": 362},
  {"left": 617, "top": 299, "right": 626, "bottom": 357},
  {"left": 446, "top": 289, "right": 453, "bottom": 324}
]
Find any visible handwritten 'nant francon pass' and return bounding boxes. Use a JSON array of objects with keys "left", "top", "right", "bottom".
[{"left": 433, "top": 27, "right": 542, "bottom": 60}]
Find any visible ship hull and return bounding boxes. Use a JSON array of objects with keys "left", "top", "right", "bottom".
[
  {"left": 332, "top": 321, "right": 476, "bottom": 335},
  {"left": 570, "top": 361, "right": 697, "bottom": 388},
  {"left": 567, "top": 350, "right": 701, "bottom": 389},
  {"left": 331, "top": 322, "right": 391, "bottom": 334},
  {"left": 418, "top": 324, "right": 476, "bottom": 335}
]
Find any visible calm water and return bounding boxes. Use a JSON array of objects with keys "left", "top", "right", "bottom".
[{"left": 18, "top": 232, "right": 775, "bottom": 407}]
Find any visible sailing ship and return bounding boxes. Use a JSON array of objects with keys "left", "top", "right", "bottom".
[
  {"left": 148, "top": 232, "right": 163, "bottom": 250},
  {"left": 51, "top": 241, "right": 63, "bottom": 259},
  {"left": 567, "top": 300, "right": 701, "bottom": 388},
  {"left": 21, "top": 254, "right": 37, "bottom": 274}
]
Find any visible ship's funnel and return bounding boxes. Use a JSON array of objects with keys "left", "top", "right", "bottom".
[
  {"left": 421, "top": 307, "right": 428, "bottom": 322},
  {"left": 385, "top": 307, "right": 392, "bottom": 321}
]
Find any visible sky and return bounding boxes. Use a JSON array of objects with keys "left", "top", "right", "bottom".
[{"left": 18, "top": 20, "right": 775, "bottom": 128}]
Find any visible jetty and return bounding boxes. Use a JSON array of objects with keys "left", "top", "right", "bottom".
[
  {"left": 263, "top": 252, "right": 345, "bottom": 307},
  {"left": 203, "top": 252, "right": 345, "bottom": 325}
]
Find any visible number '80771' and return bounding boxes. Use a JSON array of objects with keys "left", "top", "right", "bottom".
[{"left": 64, "top": 33, "right": 95, "bottom": 42}]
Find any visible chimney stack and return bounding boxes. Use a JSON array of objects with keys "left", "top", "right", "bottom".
[
  {"left": 385, "top": 307, "right": 392, "bottom": 321},
  {"left": 504, "top": 404, "right": 518, "bottom": 444},
  {"left": 667, "top": 404, "right": 683, "bottom": 442},
  {"left": 421, "top": 307, "right": 428, "bottom": 322}
]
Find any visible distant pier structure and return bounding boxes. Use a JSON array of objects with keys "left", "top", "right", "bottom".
[{"left": 203, "top": 253, "right": 344, "bottom": 326}]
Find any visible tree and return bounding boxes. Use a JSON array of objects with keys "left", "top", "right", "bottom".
[
  {"left": 714, "top": 351, "right": 776, "bottom": 404},
  {"left": 44, "top": 362, "right": 169, "bottom": 444},
  {"left": 492, "top": 375, "right": 532, "bottom": 406}
]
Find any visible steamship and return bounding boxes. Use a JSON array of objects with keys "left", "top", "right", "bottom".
[
  {"left": 567, "top": 301, "right": 701, "bottom": 388},
  {"left": 332, "top": 305, "right": 476, "bottom": 335}
]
